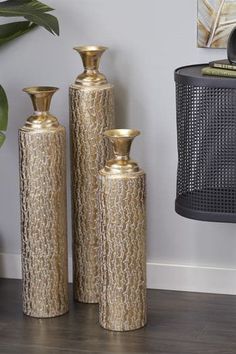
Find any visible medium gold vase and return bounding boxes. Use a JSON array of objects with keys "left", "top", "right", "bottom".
[
  {"left": 19, "top": 87, "right": 69, "bottom": 318},
  {"left": 99, "top": 129, "right": 147, "bottom": 331},
  {"left": 70, "top": 46, "right": 115, "bottom": 303}
]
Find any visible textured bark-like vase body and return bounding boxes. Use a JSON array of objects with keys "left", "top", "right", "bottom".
[
  {"left": 19, "top": 87, "right": 69, "bottom": 318},
  {"left": 70, "top": 46, "right": 115, "bottom": 303},
  {"left": 99, "top": 129, "right": 147, "bottom": 331}
]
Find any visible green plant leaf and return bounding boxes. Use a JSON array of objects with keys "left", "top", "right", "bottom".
[
  {"left": 0, "top": 21, "right": 37, "bottom": 46},
  {"left": 26, "top": 13, "right": 59, "bottom": 35},
  {"left": 0, "top": 0, "right": 54, "bottom": 14},
  {"left": 0, "top": 85, "right": 8, "bottom": 132},
  {"left": 0, "top": 0, "right": 59, "bottom": 35},
  {"left": 0, "top": 132, "right": 6, "bottom": 148}
]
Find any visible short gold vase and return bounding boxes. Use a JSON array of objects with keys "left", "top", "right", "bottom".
[
  {"left": 99, "top": 129, "right": 147, "bottom": 331},
  {"left": 19, "top": 87, "right": 69, "bottom": 318},
  {"left": 69, "top": 46, "right": 115, "bottom": 303}
]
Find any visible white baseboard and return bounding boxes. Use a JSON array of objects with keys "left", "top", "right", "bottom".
[
  {"left": 1, "top": 253, "right": 236, "bottom": 295},
  {"left": 0, "top": 253, "right": 73, "bottom": 283},
  {"left": 0, "top": 253, "right": 22, "bottom": 279},
  {"left": 147, "top": 262, "right": 236, "bottom": 295}
]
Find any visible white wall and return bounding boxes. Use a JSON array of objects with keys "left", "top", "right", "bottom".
[{"left": 1, "top": 0, "right": 236, "bottom": 294}]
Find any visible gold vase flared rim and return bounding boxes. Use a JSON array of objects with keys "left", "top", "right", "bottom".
[
  {"left": 73, "top": 45, "right": 108, "bottom": 53},
  {"left": 23, "top": 86, "right": 59, "bottom": 94},
  {"left": 104, "top": 129, "right": 140, "bottom": 139}
]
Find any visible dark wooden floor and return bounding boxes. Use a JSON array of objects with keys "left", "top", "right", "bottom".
[{"left": 1, "top": 280, "right": 236, "bottom": 354}]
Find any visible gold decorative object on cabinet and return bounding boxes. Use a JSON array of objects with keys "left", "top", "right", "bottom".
[
  {"left": 70, "top": 46, "right": 115, "bottom": 303},
  {"left": 19, "top": 87, "right": 69, "bottom": 318},
  {"left": 99, "top": 129, "right": 147, "bottom": 331}
]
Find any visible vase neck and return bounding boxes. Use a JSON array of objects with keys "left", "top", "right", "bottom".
[
  {"left": 74, "top": 46, "right": 108, "bottom": 86},
  {"left": 23, "top": 86, "right": 59, "bottom": 129},
  {"left": 104, "top": 129, "right": 141, "bottom": 174}
]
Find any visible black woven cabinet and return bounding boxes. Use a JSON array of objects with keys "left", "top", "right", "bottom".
[{"left": 175, "top": 64, "right": 236, "bottom": 223}]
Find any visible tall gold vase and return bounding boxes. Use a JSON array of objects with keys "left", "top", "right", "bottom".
[
  {"left": 99, "top": 129, "right": 147, "bottom": 331},
  {"left": 19, "top": 87, "right": 68, "bottom": 318},
  {"left": 70, "top": 46, "right": 115, "bottom": 303}
]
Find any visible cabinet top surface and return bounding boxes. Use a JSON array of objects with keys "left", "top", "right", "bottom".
[{"left": 175, "top": 64, "right": 236, "bottom": 89}]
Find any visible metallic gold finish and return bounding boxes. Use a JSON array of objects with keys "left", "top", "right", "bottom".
[
  {"left": 103, "top": 129, "right": 140, "bottom": 173},
  {"left": 99, "top": 129, "right": 147, "bottom": 331},
  {"left": 73, "top": 46, "right": 108, "bottom": 86},
  {"left": 70, "top": 46, "right": 115, "bottom": 303},
  {"left": 19, "top": 87, "right": 69, "bottom": 318}
]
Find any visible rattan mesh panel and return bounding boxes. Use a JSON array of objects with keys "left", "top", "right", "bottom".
[{"left": 176, "top": 81, "right": 236, "bottom": 222}]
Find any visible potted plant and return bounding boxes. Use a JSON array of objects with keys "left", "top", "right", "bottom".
[{"left": 0, "top": 0, "right": 59, "bottom": 147}]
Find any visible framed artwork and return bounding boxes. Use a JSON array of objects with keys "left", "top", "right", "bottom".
[{"left": 198, "top": 0, "right": 236, "bottom": 48}]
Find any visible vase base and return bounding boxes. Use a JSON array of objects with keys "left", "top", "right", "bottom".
[
  {"left": 99, "top": 321, "right": 147, "bottom": 332},
  {"left": 23, "top": 309, "right": 69, "bottom": 319},
  {"left": 73, "top": 297, "right": 99, "bottom": 304}
]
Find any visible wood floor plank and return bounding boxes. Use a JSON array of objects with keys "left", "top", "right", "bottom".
[{"left": 1, "top": 279, "right": 236, "bottom": 353}]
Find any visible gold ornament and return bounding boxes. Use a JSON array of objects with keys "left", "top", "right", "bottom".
[
  {"left": 69, "top": 46, "right": 115, "bottom": 303},
  {"left": 19, "top": 87, "right": 68, "bottom": 318},
  {"left": 99, "top": 129, "right": 147, "bottom": 331}
]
